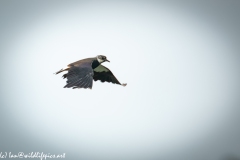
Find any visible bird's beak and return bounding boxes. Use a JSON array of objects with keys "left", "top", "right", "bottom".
[{"left": 105, "top": 59, "right": 110, "bottom": 62}]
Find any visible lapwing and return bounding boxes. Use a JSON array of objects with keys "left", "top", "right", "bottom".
[{"left": 55, "top": 55, "right": 127, "bottom": 89}]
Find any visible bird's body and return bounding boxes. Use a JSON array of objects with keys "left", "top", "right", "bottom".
[{"left": 55, "top": 55, "right": 127, "bottom": 89}]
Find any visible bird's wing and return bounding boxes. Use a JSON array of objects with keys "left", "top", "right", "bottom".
[
  {"left": 63, "top": 66, "right": 93, "bottom": 89},
  {"left": 93, "top": 65, "right": 127, "bottom": 86},
  {"left": 68, "top": 58, "right": 94, "bottom": 67}
]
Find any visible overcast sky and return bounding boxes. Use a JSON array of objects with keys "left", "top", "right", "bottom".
[{"left": 0, "top": 1, "right": 240, "bottom": 160}]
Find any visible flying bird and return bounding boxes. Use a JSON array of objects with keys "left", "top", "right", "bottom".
[{"left": 55, "top": 55, "right": 127, "bottom": 89}]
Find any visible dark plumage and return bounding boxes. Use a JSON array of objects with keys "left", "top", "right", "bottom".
[{"left": 55, "top": 55, "right": 127, "bottom": 89}]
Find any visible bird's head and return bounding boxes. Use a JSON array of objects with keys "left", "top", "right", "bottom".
[{"left": 97, "top": 55, "right": 110, "bottom": 63}]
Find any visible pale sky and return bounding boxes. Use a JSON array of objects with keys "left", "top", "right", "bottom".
[{"left": 1, "top": 1, "right": 240, "bottom": 160}]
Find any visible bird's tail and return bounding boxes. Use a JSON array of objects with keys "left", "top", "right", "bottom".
[{"left": 55, "top": 68, "right": 69, "bottom": 75}]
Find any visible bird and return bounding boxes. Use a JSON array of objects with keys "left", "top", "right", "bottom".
[{"left": 55, "top": 55, "right": 127, "bottom": 89}]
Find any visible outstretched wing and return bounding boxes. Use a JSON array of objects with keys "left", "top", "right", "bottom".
[
  {"left": 63, "top": 66, "right": 94, "bottom": 89},
  {"left": 93, "top": 65, "right": 127, "bottom": 86}
]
